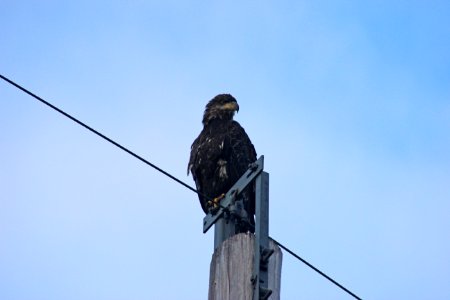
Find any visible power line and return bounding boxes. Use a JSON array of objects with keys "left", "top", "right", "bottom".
[
  {"left": 271, "top": 238, "right": 362, "bottom": 300},
  {"left": 0, "top": 73, "right": 207, "bottom": 200},
  {"left": 2, "top": 73, "right": 362, "bottom": 299}
]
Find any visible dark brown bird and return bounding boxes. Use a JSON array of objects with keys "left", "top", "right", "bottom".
[{"left": 188, "top": 94, "right": 257, "bottom": 230}]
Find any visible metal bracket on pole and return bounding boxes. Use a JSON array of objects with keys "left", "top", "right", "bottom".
[
  {"left": 203, "top": 155, "right": 264, "bottom": 249},
  {"left": 252, "top": 171, "right": 273, "bottom": 300}
]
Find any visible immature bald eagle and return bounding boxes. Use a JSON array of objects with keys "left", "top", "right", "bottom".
[{"left": 188, "top": 94, "right": 257, "bottom": 229}]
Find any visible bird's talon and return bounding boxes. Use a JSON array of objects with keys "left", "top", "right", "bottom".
[{"left": 207, "top": 193, "right": 225, "bottom": 209}]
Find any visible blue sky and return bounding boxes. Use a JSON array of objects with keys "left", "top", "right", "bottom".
[{"left": 1, "top": 1, "right": 449, "bottom": 299}]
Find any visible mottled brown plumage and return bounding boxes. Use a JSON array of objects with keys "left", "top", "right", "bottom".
[{"left": 188, "top": 94, "right": 257, "bottom": 226}]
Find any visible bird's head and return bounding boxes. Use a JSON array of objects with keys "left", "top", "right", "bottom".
[{"left": 202, "top": 94, "right": 239, "bottom": 125}]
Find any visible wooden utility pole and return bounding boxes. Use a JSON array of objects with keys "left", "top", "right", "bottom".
[
  {"left": 208, "top": 233, "right": 282, "bottom": 300},
  {"left": 203, "top": 157, "right": 282, "bottom": 300}
]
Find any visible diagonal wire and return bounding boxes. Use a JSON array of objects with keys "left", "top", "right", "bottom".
[
  {"left": 2, "top": 73, "right": 362, "bottom": 299},
  {"left": 270, "top": 237, "right": 363, "bottom": 300},
  {"left": 0, "top": 73, "right": 208, "bottom": 200}
]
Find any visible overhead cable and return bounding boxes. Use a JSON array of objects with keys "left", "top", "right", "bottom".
[
  {"left": 2, "top": 73, "right": 363, "bottom": 300},
  {"left": 271, "top": 238, "right": 363, "bottom": 300},
  {"left": 0, "top": 74, "right": 206, "bottom": 199}
]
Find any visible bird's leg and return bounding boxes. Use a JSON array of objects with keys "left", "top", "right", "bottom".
[{"left": 207, "top": 193, "right": 225, "bottom": 210}]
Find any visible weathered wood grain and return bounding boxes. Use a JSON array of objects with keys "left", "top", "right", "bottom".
[{"left": 208, "top": 233, "right": 282, "bottom": 300}]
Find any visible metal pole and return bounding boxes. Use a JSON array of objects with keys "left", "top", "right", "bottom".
[
  {"left": 253, "top": 171, "right": 272, "bottom": 300},
  {"left": 214, "top": 210, "right": 236, "bottom": 249}
]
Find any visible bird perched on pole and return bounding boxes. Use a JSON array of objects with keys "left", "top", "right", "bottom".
[{"left": 188, "top": 94, "right": 257, "bottom": 232}]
